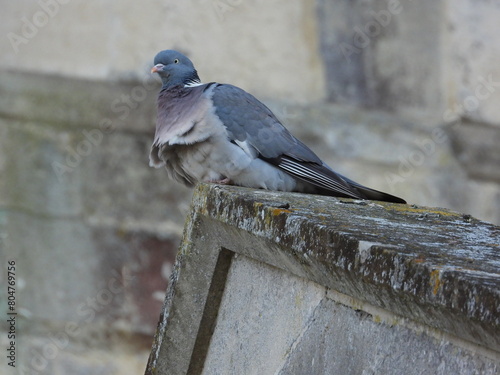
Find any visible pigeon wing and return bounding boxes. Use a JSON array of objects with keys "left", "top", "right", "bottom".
[{"left": 211, "top": 84, "right": 364, "bottom": 199}]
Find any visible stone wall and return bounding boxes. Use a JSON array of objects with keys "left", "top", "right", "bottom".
[
  {"left": 147, "top": 184, "right": 500, "bottom": 375},
  {"left": 3, "top": 0, "right": 500, "bottom": 125},
  {"left": 1, "top": 0, "right": 325, "bottom": 103},
  {"left": 1, "top": 1, "right": 499, "bottom": 374},
  {"left": 0, "top": 65, "right": 499, "bottom": 375},
  {"left": 0, "top": 73, "right": 186, "bottom": 373}
]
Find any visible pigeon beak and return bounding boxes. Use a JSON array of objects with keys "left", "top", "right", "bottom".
[{"left": 151, "top": 64, "right": 165, "bottom": 73}]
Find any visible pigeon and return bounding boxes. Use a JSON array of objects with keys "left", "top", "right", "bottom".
[{"left": 149, "top": 50, "right": 406, "bottom": 204}]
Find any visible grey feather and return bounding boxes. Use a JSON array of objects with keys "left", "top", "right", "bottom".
[
  {"left": 212, "top": 84, "right": 320, "bottom": 162},
  {"left": 152, "top": 84, "right": 217, "bottom": 148},
  {"left": 211, "top": 84, "right": 368, "bottom": 199}
]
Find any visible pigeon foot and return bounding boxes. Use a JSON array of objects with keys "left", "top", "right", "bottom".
[{"left": 208, "top": 177, "right": 232, "bottom": 185}]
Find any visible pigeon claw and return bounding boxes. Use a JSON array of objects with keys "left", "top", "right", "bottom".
[{"left": 208, "top": 177, "right": 232, "bottom": 185}]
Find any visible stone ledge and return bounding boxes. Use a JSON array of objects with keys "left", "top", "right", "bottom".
[
  {"left": 0, "top": 69, "right": 158, "bottom": 133},
  {"left": 145, "top": 183, "right": 499, "bottom": 374}
]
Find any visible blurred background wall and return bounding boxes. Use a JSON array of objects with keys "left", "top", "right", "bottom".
[{"left": 0, "top": 0, "right": 499, "bottom": 374}]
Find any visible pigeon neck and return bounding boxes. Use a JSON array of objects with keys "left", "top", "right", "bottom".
[
  {"left": 184, "top": 80, "right": 203, "bottom": 88},
  {"left": 161, "top": 70, "right": 201, "bottom": 90}
]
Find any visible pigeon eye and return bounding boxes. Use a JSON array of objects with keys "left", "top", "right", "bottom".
[{"left": 173, "top": 59, "right": 180, "bottom": 64}]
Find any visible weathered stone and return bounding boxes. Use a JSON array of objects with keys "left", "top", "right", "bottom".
[
  {"left": 2, "top": 0, "right": 500, "bottom": 125},
  {"left": 80, "top": 130, "right": 191, "bottom": 233},
  {"left": 90, "top": 227, "right": 176, "bottom": 333},
  {"left": 267, "top": 101, "right": 500, "bottom": 225},
  {"left": 203, "top": 258, "right": 499, "bottom": 375},
  {"left": 280, "top": 295, "right": 499, "bottom": 375},
  {"left": 317, "top": 0, "right": 445, "bottom": 115},
  {"left": 3, "top": 212, "right": 99, "bottom": 322},
  {"left": 2, "top": 210, "right": 174, "bottom": 332},
  {"left": 315, "top": 0, "right": 500, "bottom": 128},
  {"left": 0, "top": 119, "right": 89, "bottom": 218},
  {"left": 0, "top": 331, "right": 151, "bottom": 375},
  {"left": 370, "top": 0, "right": 445, "bottom": 114},
  {"left": 447, "top": 0, "right": 500, "bottom": 127},
  {"left": 449, "top": 120, "right": 500, "bottom": 182},
  {"left": 201, "top": 256, "right": 325, "bottom": 375},
  {"left": 0, "top": 1, "right": 325, "bottom": 103},
  {"left": 0, "top": 118, "right": 190, "bottom": 235},
  {"left": 0, "top": 71, "right": 158, "bottom": 133},
  {"left": 316, "top": 0, "right": 371, "bottom": 104},
  {"left": 0, "top": 70, "right": 192, "bottom": 374},
  {"left": 146, "top": 184, "right": 500, "bottom": 374}
]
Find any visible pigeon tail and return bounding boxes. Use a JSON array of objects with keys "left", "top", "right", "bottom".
[{"left": 339, "top": 175, "right": 406, "bottom": 203}]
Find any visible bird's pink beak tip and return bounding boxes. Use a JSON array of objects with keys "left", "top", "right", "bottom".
[{"left": 151, "top": 64, "right": 164, "bottom": 73}]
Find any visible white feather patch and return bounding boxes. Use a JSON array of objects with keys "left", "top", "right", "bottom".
[
  {"left": 234, "top": 139, "right": 258, "bottom": 158},
  {"left": 184, "top": 81, "right": 204, "bottom": 87}
]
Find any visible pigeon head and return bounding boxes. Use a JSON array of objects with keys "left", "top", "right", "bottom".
[{"left": 151, "top": 50, "right": 201, "bottom": 88}]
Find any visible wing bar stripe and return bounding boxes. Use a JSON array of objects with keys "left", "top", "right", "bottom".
[{"left": 278, "top": 158, "right": 360, "bottom": 198}]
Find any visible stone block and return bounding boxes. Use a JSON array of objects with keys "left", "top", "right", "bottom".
[
  {"left": 0, "top": 70, "right": 159, "bottom": 133},
  {"left": 317, "top": 0, "right": 445, "bottom": 115},
  {"left": 146, "top": 184, "right": 500, "bottom": 374},
  {"left": 281, "top": 296, "right": 499, "bottom": 375},
  {"left": 316, "top": 0, "right": 371, "bottom": 104},
  {"left": 3, "top": 212, "right": 99, "bottom": 322},
  {"left": 0, "top": 119, "right": 84, "bottom": 217},
  {"left": 2, "top": 210, "right": 174, "bottom": 333},
  {"left": 3, "top": 0, "right": 500, "bottom": 126},
  {"left": 0, "top": 331, "right": 150, "bottom": 375},
  {"left": 80, "top": 130, "right": 191, "bottom": 234},
  {"left": 370, "top": 0, "right": 445, "bottom": 114},
  {"left": 447, "top": 0, "right": 500, "bottom": 127},
  {"left": 90, "top": 227, "right": 176, "bottom": 334},
  {"left": 0, "top": 116, "right": 191, "bottom": 236},
  {"left": 1, "top": 1, "right": 325, "bottom": 103},
  {"left": 449, "top": 120, "right": 500, "bottom": 182},
  {"left": 201, "top": 256, "right": 325, "bottom": 375}
]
